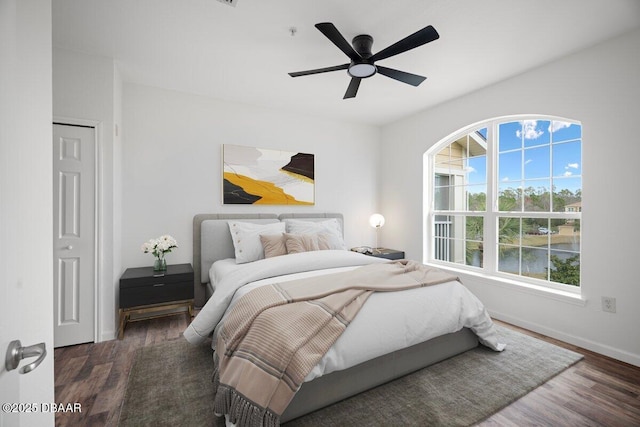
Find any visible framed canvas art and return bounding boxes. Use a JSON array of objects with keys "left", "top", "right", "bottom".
[{"left": 222, "top": 144, "right": 315, "bottom": 205}]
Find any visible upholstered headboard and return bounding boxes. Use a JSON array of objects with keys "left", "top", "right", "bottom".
[{"left": 192, "top": 213, "right": 344, "bottom": 307}]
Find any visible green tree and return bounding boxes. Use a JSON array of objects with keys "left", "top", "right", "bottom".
[
  {"left": 499, "top": 188, "right": 520, "bottom": 211},
  {"left": 468, "top": 192, "right": 486, "bottom": 211},
  {"left": 547, "top": 254, "right": 580, "bottom": 286}
]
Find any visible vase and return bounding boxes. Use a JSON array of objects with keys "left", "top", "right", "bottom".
[{"left": 153, "top": 255, "right": 167, "bottom": 271}]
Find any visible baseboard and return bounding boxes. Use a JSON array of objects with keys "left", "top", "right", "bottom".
[
  {"left": 99, "top": 330, "right": 117, "bottom": 342},
  {"left": 490, "top": 310, "right": 640, "bottom": 367}
]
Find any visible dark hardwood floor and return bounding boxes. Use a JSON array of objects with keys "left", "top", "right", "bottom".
[
  {"left": 54, "top": 317, "right": 640, "bottom": 426},
  {"left": 54, "top": 313, "right": 192, "bottom": 426}
]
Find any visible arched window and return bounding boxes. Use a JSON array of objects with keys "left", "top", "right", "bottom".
[{"left": 425, "top": 116, "right": 582, "bottom": 292}]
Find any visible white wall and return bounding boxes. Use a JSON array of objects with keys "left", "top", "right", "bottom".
[
  {"left": 53, "top": 49, "right": 380, "bottom": 340},
  {"left": 380, "top": 28, "right": 640, "bottom": 365},
  {"left": 121, "top": 83, "right": 381, "bottom": 290},
  {"left": 53, "top": 48, "right": 121, "bottom": 341}
]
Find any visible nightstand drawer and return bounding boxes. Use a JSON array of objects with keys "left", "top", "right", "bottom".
[
  {"left": 119, "top": 263, "right": 194, "bottom": 308},
  {"left": 119, "top": 263, "right": 193, "bottom": 288},
  {"left": 119, "top": 281, "right": 193, "bottom": 308}
]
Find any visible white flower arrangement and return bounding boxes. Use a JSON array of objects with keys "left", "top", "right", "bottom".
[{"left": 141, "top": 234, "right": 178, "bottom": 259}]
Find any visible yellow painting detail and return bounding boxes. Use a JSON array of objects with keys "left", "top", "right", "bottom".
[
  {"left": 280, "top": 169, "right": 314, "bottom": 184},
  {"left": 223, "top": 172, "right": 313, "bottom": 205}
]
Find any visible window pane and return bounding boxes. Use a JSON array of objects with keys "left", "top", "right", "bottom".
[
  {"left": 549, "top": 250, "right": 580, "bottom": 286},
  {"left": 465, "top": 216, "right": 483, "bottom": 242},
  {"left": 435, "top": 145, "right": 451, "bottom": 163},
  {"left": 498, "top": 122, "right": 522, "bottom": 152},
  {"left": 524, "top": 146, "right": 550, "bottom": 179},
  {"left": 450, "top": 184, "right": 467, "bottom": 210},
  {"left": 550, "top": 121, "right": 581, "bottom": 142},
  {"left": 498, "top": 244, "right": 519, "bottom": 275},
  {"left": 498, "top": 150, "right": 522, "bottom": 182},
  {"left": 433, "top": 215, "right": 484, "bottom": 265},
  {"left": 444, "top": 138, "right": 466, "bottom": 170},
  {"left": 466, "top": 155, "right": 486, "bottom": 185},
  {"left": 435, "top": 159, "right": 456, "bottom": 175},
  {"left": 433, "top": 236, "right": 451, "bottom": 262},
  {"left": 466, "top": 240, "right": 483, "bottom": 267},
  {"left": 466, "top": 186, "right": 486, "bottom": 211},
  {"left": 435, "top": 174, "right": 450, "bottom": 187},
  {"left": 523, "top": 181, "right": 550, "bottom": 212},
  {"left": 464, "top": 218, "right": 483, "bottom": 265},
  {"left": 498, "top": 182, "right": 523, "bottom": 211},
  {"left": 531, "top": 217, "right": 551, "bottom": 238},
  {"left": 522, "top": 120, "right": 550, "bottom": 147},
  {"left": 451, "top": 239, "right": 466, "bottom": 265},
  {"left": 434, "top": 185, "right": 452, "bottom": 211},
  {"left": 435, "top": 147, "right": 455, "bottom": 174},
  {"left": 498, "top": 217, "right": 520, "bottom": 245},
  {"left": 449, "top": 215, "right": 466, "bottom": 241},
  {"left": 433, "top": 215, "right": 452, "bottom": 261},
  {"left": 522, "top": 247, "right": 548, "bottom": 280},
  {"left": 552, "top": 140, "right": 581, "bottom": 178},
  {"left": 552, "top": 177, "right": 582, "bottom": 212},
  {"left": 523, "top": 217, "right": 546, "bottom": 236},
  {"left": 554, "top": 218, "right": 580, "bottom": 249}
]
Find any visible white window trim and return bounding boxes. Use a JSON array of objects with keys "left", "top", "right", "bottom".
[
  {"left": 426, "top": 262, "right": 586, "bottom": 305},
  {"left": 423, "top": 115, "right": 582, "bottom": 295}
]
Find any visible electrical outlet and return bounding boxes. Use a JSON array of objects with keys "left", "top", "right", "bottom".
[{"left": 602, "top": 296, "right": 616, "bottom": 313}]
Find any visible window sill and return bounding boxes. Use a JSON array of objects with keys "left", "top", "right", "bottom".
[{"left": 426, "top": 262, "right": 587, "bottom": 306}]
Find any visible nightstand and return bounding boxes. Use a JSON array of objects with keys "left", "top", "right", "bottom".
[
  {"left": 370, "top": 248, "right": 405, "bottom": 260},
  {"left": 118, "top": 263, "right": 194, "bottom": 339}
]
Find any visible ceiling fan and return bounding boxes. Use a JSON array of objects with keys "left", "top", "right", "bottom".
[{"left": 288, "top": 22, "right": 440, "bottom": 99}]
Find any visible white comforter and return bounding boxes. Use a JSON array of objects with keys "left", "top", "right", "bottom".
[{"left": 183, "top": 250, "right": 504, "bottom": 381}]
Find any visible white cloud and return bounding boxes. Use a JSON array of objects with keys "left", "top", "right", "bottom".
[
  {"left": 517, "top": 120, "right": 543, "bottom": 140},
  {"left": 502, "top": 177, "right": 510, "bottom": 182},
  {"left": 549, "top": 121, "right": 572, "bottom": 133},
  {"left": 525, "top": 159, "right": 533, "bottom": 165},
  {"left": 563, "top": 163, "right": 579, "bottom": 176},
  {"left": 466, "top": 166, "right": 476, "bottom": 173}
]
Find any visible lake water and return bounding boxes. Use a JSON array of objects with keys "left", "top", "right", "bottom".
[
  {"left": 497, "top": 242, "right": 580, "bottom": 274},
  {"left": 466, "top": 242, "right": 580, "bottom": 274}
]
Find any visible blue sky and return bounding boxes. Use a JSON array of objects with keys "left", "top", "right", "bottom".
[{"left": 467, "top": 120, "right": 582, "bottom": 194}]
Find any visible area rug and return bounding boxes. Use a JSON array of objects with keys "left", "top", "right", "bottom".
[{"left": 118, "top": 326, "right": 583, "bottom": 426}]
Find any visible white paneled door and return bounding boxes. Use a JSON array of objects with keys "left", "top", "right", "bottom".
[{"left": 53, "top": 124, "right": 96, "bottom": 347}]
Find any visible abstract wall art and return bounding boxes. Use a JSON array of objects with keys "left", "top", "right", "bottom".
[{"left": 222, "top": 144, "right": 315, "bottom": 205}]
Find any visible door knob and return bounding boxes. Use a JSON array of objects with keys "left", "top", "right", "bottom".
[
  {"left": 65, "top": 245, "right": 73, "bottom": 250},
  {"left": 5, "top": 340, "right": 47, "bottom": 374}
]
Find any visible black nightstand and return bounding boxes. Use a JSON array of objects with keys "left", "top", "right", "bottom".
[
  {"left": 118, "top": 263, "right": 194, "bottom": 339},
  {"left": 370, "top": 248, "right": 405, "bottom": 260}
]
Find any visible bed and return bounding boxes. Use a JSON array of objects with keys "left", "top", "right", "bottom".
[{"left": 184, "top": 213, "right": 504, "bottom": 425}]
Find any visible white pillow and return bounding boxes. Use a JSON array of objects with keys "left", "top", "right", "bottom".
[
  {"left": 228, "top": 221, "right": 286, "bottom": 264},
  {"left": 284, "top": 219, "right": 346, "bottom": 250}
]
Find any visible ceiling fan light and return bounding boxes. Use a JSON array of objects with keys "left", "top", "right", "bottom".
[{"left": 349, "top": 63, "right": 377, "bottom": 78}]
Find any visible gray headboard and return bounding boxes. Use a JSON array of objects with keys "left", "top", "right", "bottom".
[{"left": 192, "top": 212, "right": 344, "bottom": 307}]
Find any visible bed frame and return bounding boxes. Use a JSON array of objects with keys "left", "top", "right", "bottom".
[{"left": 192, "top": 213, "right": 478, "bottom": 423}]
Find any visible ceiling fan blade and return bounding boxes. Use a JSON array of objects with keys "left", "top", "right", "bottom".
[
  {"left": 289, "top": 63, "right": 349, "bottom": 77},
  {"left": 315, "top": 22, "right": 362, "bottom": 62},
  {"left": 370, "top": 25, "right": 439, "bottom": 63},
  {"left": 376, "top": 65, "right": 427, "bottom": 87},
  {"left": 343, "top": 77, "right": 361, "bottom": 99}
]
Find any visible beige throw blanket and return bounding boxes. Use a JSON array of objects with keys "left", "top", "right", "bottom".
[{"left": 212, "top": 260, "right": 458, "bottom": 427}]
